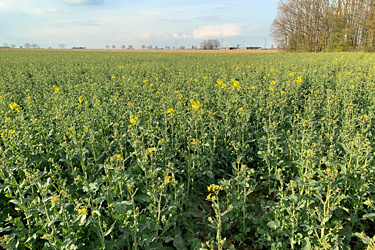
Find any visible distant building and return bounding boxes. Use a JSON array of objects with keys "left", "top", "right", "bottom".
[
  {"left": 246, "top": 47, "right": 262, "bottom": 50},
  {"left": 220, "top": 46, "right": 262, "bottom": 50},
  {"left": 219, "top": 47, "right": 238, "bottom": 50}
]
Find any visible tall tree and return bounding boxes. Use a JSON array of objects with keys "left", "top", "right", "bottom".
[{"left": 272, "top": 0, "right": 375, "bottom": 52}]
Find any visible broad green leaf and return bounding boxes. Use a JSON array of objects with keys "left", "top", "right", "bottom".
[
  {"left": 302, "top": 237, "right": 311, "bottom": 250},
  {"left": 363, "top": 213, "right": 375, "bottom": 219},
  {"left": 267, "top": 220, "right": 280, "bottom": 231},
  {"left": 173, "top": 235, "right": 186, "bottom": 250}
]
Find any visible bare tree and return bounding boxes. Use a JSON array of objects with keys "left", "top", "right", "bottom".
[
  {"left": 141, "top": 45, "right": 146, "bottom": 49},
  {"left": 147, "top": 45, "right": 152, "bottom": 49},
  {"left": 24, "top": 43, "right": 31, "bottom": 49},
  {"left": 2, "top": 43, "right": 9, "bottom": 47},
  {"left": 127, "top": 45, "right": 133, "bottom": 49},
  {"left": 31, "top": 43, "right": 39, "bottom": 49},
  {"left": 10, "top": 44, "right": 16, "bottom": 48},
  {"left": 121, "top": 45, "right": 126, "bottom": 49},
  {"left": 180, "top": 45, "right": 185, "bottom": 49},
  {"left": 200, "top": 39, "right": 220, "bottom": 50},
  {"left": 59, "top": 44, "right": 65, "bottom": 49},
  {"left": 105, "top": 45, "right": 110, "bottom": 49}
]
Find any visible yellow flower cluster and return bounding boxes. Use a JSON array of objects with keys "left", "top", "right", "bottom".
[
  {"left": 296, "top": 76, "right": 303, "bottom": 83},
  {"left": 147, "top": 147, "right": 156, "bottom": 153},
  {"left": 190, "top": 99, "right": 201, "bottom": 110},
  {"left": 216, "top": 79, "right": 226, "bottom": 89},
  {"left": 206, "top": 184, "right": 222, "bottom": 201},
  {"left": 167, "top": 108, "right": 174, "bottom": 113},
  {"left": 9, "top": 102, "right": 21, "bottom": 112},
  {"left": 78, "top": 207, "right": 88, "bottom": 215},
  {"left": 166, "top": 108, "right": 175, "bottom": 117},
  {"left": 206, "top": 193, "right": 216, "bottom": 201},
  {"left": 129, "top": 115, "right": 139, "bottom": 124},
  {"left": 164, "top": 176, "right": 171, "bottom": 184},
  {"left": 207, "top": 184, "right": 222, "bottom": 192},
  {"left": 230, "top": 79, "right": 241, "bottom": 91},
  {"left": 175, "top": 90, "right": 183, "bottom": 100},
  {"left": 53, "top": 85, "right": 60, "bottom": 94}
]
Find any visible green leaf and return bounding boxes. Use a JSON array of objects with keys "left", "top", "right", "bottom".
[
  {"left": 164, "top": 236, "right": 174, "bottom": 243},
  {"left": 354, "top": 232, "right": 373, "bottom": 245},
  {"left": 339, "top": 143, "right": 351, "bottom": 155},
  {"left": 208, "top": 224, "right": 218, "bottom": 230},
  {"left": 322, "top": 214, "right": 332, "bottom": 224},
  {"left": 0, "top": 226, "right": 11, "bottom": 233},
  {"left": 9, "top": 199, "right": 27, "bottom": 211},
  {"left": 104, "top": 221, "right": 116, "bottom": 236},
  {"left": 363, "top": 213, "right": 375, "bottom": 219},
  {"left": 113, "top": 201, "right": 132, "bottom": 214},
  {"left": 267, "top": 220, "right": 280, "bottom": 230},
  {"left": 173, "top": 235, "right": 186, "bottom": 250},
  {"left": 147, "top": 242, "right": 166, "bottom": 250},
  {"left": 107, "top": 236, "right": 127, "bottom": 250},
  {"left": 135, "top": 194, "right": 151, "bottom": 203},
  {"left": 302, "top": 237, "right": 311, "bottom": 250}
]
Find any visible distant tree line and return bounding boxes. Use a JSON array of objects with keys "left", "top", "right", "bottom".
[
  {"left": 1, "top": 43, "right": 40, "bottom": 49},
  {"left": 272, "top": 0, "right": 375, "bottom": 52}
]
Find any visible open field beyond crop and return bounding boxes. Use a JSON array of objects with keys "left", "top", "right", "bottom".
[{"left": 1, "top": 50, "right": 375, "bottom": 249}]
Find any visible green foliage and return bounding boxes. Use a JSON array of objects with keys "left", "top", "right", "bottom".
[{"left": 0, "top": 50, "right": 375, "bottom": 249}]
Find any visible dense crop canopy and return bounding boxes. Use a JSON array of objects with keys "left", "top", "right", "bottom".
[{"left": 0, "top": 50, "right": 375, "bottom": 249}]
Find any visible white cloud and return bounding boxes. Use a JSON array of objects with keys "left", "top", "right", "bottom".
[
  {"left": 170, "top": 32, "right": 192, "bottom": 40},
  {"left": 182, "top": 33, "right": 192, "bottom": 39},
  {"left": 193, "top": 23, "right": 242, "bottom": 39},
  {"left": 61, "top": 0, "right": 103, "bottom": 6},
  {"left": 130, "top": 30, "right": 193, "bottom": 42},
  {"left": 33, "top": 8, "right": 59, "bottom": 15}
]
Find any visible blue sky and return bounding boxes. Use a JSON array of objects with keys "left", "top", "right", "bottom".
[{"left": 0, "top": 0, "right": 279, "bottom": 49}]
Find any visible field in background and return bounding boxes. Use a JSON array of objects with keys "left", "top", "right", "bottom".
[
  {"left": 6, "top": 48, "right": 280, "bottom": 53},
  {"left": 88, "top": 49, "right": 281, "bottom": 53},
  {"left": 1, "top": 50, "right": 375, "bottom": 249}
]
